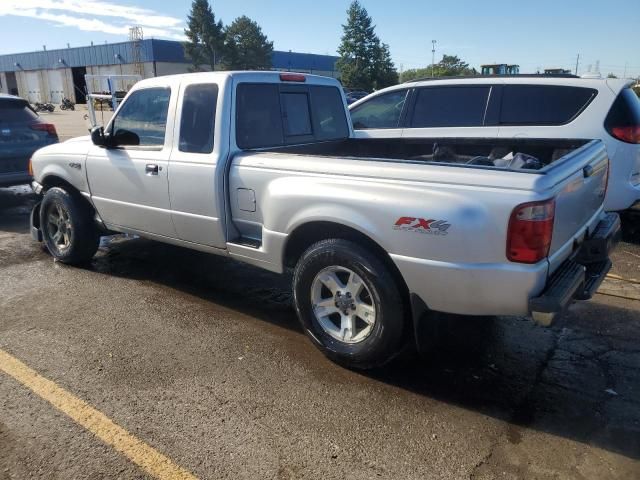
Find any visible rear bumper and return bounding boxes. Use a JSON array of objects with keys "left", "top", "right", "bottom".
[{"left": 529, "top": 212, "right": 620, "bottom": 326}]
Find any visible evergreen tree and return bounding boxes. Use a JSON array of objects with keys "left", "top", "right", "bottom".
[
  {"left": 336, "top": 1, "right": 398, "bottom": 90},
  {"left": 373, "top": 43, "right": 398, "bottom": 89},
  {"left": 184, "top": 0, "right": 224, "bottom": 71},
  {"left": 221, "top": 16, "right": 273, "bottom": 70}
]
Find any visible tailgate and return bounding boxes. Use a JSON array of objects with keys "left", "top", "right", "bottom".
[{"left": 547, "top": 140, "right": 608, "bottom": 260}]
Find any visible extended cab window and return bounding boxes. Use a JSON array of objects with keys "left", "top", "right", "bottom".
[
  {"left": 410, "top": 86, "right": 490, "bottom": 128},
  {"left": 350, "top": 90, "right": 407, "bottom": 129},
  {"left": 111, "top": 87, "right": 170, "bottom": 147},
  {"left": 500, "top": 85, "right": 597, "bottom": 125},
  {"left": 236, "top": 84, "right": 348, "bottom": 149},
  {"left": 179, "top": 83, "right": 218, "bottom": 153}
]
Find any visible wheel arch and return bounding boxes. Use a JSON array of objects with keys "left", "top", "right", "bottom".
[
  {"left": 283, "top": 220, "right": 414, "bottom": 321},
  {"left": 40, "top": 174, "right": 95, "bottom": 215}
]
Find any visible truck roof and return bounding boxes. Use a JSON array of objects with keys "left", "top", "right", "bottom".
[{"left": 132, "top": 70, "right": 342, "bottom": 89}]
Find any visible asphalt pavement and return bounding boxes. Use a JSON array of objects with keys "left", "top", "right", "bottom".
[
  {"left": 1, "top": 183, "right": 639, "bottom": 480},
  {"left": 1, "top": 109, "right": 639, "bottom": 479}
]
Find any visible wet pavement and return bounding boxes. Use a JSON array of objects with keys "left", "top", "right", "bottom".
[{"left": 1, "top": 184, "right": 639, "bottom": 479}]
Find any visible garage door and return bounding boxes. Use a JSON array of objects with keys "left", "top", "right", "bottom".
[
  {"left": 47, "top": 69, "right": 65, "bottom": 103},
  {"left": 25, "top": 71, "right": 41, "bottom": 103}
]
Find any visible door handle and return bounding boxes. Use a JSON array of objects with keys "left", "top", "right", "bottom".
[{"left": 145, "top": 164, "right": 159, "bottom": 176}]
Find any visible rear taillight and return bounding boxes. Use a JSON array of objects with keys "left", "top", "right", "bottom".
[
  {"left": 30, "top": 122, "right": 57, "bottom": 137},
  {"left": 280, "top": 73, "right": 306, "bottom": 82},
  {"left": 27, "top": 157, "right": 33, "bottom": 176},
  {"left": 507, "top": 199, "right": 555, "bottom": 264},
  {"left": 609, "top": 125, "right": 640, "bottom": 144}
]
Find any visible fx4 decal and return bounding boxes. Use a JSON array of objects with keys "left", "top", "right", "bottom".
[{"left": 393, "top": 217, "right": 451, "bottom": 236}]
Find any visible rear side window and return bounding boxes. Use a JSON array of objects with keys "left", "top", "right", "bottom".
[
  {"left": 179, "top": 83, "right": 218, "bottom": 154},
  {"left": 605, "top": 88, "right": 640, "bottom": 130},
  {"left": 410, "top": 86, "right": 490, "bottom": 127},
  {"left": 350, "top": 90, "right": 407, "bottom": 129},
  {"left": 500, "top": 85, "right": 597, "bottom": 125},
  {"left": 0, "top": 99, "right": 38, "bottom": 122},
  {"left": 236, "top": 84, "right": 348, "bottom": 149}
]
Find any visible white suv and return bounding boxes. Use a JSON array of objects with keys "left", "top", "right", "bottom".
[{"left": 349, "top": 76, "right": 640, "bottom": 211}]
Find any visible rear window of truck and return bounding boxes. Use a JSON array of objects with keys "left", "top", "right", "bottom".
[
  {"left": 499, "top": 85, "right": 597, "bottom": 125},
  {"left": 236, "top": 83, "right": 349, "bottom": 149}
]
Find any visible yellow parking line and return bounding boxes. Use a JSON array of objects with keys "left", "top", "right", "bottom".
[{"left": 0, "top": 348, "right": 197, "bottom": 480}]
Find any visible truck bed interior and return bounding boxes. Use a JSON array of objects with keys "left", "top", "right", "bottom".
[{"left": 263, "top": 137, "right": 593, "bottom": 172}]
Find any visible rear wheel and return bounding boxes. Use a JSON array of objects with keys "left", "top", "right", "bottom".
[
  {"left": 293, "top": 239, "right": 406, "bottom": 369},
  {"left": 40, "top": 187, "right": 99, "bottom": 264}
]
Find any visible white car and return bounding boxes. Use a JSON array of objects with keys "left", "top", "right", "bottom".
[{"left": 349, "top": 76, "right": 640, "bottom": 212}]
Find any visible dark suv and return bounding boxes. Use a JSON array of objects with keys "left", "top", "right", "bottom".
[{"left": 0, "top": 94, "right": 58, "bottom": 187}]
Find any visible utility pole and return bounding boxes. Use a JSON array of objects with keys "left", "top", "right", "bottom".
[
  {"left": 574, "top": 53, "right": 580, "bottom": 76},
  {"left": 431, "top": 40, "right": 437, "bottom": 78},
  {"left": 623, "top": 62, "right": 628, "bottom": 79}
]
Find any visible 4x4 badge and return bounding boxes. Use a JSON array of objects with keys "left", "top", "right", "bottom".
[{"left": 393, "top": 217, "right": 451, "bottom": 236}]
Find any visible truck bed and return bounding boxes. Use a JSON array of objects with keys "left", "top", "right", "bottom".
[{"left": 264, "top": 137, "right": 592, "bottom": 172}]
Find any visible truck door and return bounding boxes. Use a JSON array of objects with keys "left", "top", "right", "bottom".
[
  {"left": 86, "top": 85, "right": 176, "bottom": 237},
  {"left": 168, "top": 81, "right": 227, "bottom": 248}
]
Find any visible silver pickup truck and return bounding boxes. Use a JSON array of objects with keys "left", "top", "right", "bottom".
[{"left": 29, "top": 71, "right": 620, "bottom": 369}]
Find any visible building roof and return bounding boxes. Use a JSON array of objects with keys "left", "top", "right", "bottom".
[{"left": 0, "top": 39, "right": 338, "bottom": 73}]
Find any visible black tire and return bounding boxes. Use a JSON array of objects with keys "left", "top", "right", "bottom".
[
  {"left": 70, "top": 105, "right": 75, "bottom": 111},
  {"left": 40, "top": 187, "right": 99, "bottom": 264},
  {"left": 293, "top": 238, "right": 405, "bottom": 369}
]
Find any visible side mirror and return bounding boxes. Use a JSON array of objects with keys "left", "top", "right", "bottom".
[
  {"left": 112, "top": 129, "right": 140, "bottom": 147},
  {"left": 90, "top": 126, "right": 106, "bottom": 146}
]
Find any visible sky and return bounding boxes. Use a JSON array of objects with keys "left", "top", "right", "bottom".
[{"left": 0, "top": 0, "right": 638, "bottom": 78}]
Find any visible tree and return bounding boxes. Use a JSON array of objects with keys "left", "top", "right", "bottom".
[
  {"left": 372, "top": 42, "right": 398, "bottom": 89},
  {"left": 184, "top": 0, "right": 224, "bottom": 71},
  {"left": 607, "top": 73, "right": 618, "bottom": 78},
  {"left": 436, "top": 55, "right": 477, "bottom": 76},
  {"left": 336, "top": 1, "right": 398, "bottom": 91},
  {"left": 400, "top": 54, "right": 477, "bottom": 82},
  {"left": 221, "top": 16, "right": 273, "bottom": 70}
]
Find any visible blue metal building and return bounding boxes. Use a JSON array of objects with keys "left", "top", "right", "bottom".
[{"left": 0, "top": 39, "right": 339, "bottom": 103}]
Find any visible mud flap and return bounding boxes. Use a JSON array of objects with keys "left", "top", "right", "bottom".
[{"left": 30, "top": 201, "right": 42, "bottom": 242}]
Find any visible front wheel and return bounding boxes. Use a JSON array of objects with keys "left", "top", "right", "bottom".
[
  {"left": 40, "top": 187, "right": 100, "bottom": 264},
  {"left": 293, "top": 239, "right": 406, "bottom": 369}
]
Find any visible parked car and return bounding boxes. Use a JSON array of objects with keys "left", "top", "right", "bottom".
[
  {"left": 0, "top": 94, "right": 58, "bottom": 187},
  {"left": 29, "top": 72, "right": 619, "bottom": 369},
  {"left": 349, "top": 76, "right": 640, "bottom": 212},
  {"left": 345, "top": 90, "right": 369, "bottom": 105}
]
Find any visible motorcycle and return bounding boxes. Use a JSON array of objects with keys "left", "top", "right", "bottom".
[
  {"left": 34, "top": 102, "right": 55, "bottom": 113},
  {"left": 60, "top": 97, "right": 75, "bottom": 111}
]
